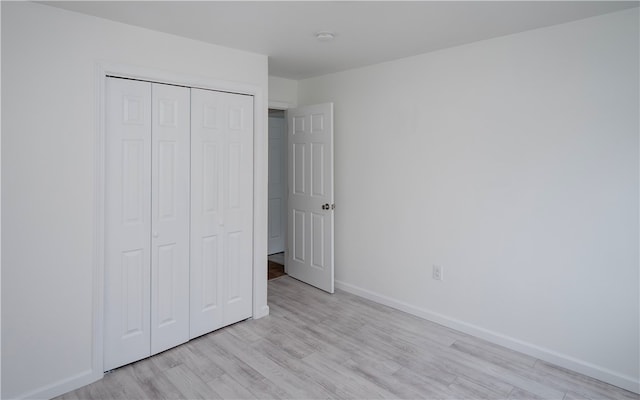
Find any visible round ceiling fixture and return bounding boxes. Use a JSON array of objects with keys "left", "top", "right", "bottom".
[{"left": 315, "top": 31, "right": 335, "bottom": 42}]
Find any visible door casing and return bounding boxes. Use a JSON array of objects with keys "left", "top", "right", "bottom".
[{"left": 268, "top": 112, "right": 287, "bottom": 255}]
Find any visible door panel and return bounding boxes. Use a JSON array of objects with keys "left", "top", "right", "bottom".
[
  {"left": 122, "top": 140, "right": 145, "bottom": 223},
  {"left": 156, "top": 244, "right": 177, "bottom": 326},
  {"left": 293, "top": 143, "right": 306, "bottom": 194},
  {"left": 190, "top": 88, "right": 224, "bottom": 338},
  {"left": 201, "top": 235, "right": 219, "bottom": 307},
  {"left": 105, "top": 77, "right": 152, "bottom": 371},
  {"left": 228, "top": 143, "right": 241, "bottom": 208},
  {"left": 220, "top": 92, "right": 254, "bottom": 326},
  {"left": 268, "top": 116, "right": 286, "bottom": 255},
  {"left": 150, "top": 83, "right": 190, "bottom": 355},
  {"left": 311, "top": 143, "right": 325, "bottom": 196},
  {"left": 292, "top": 209, "right": 306, "bottom": 263},
  {"left": 311, "top": 212, "right": 325, "bottom": 269},
  {"left": 191, "top": 88, "right": 253, "bottom": 338},
  {"left": 227, "top": 231, "right": 242, "bottom": 301},
  {"left": 121, "top": 249, "right": 145, "bottom": 337},
  {"left": 287, "top": 103, "right": 334, "bottom": 293}
]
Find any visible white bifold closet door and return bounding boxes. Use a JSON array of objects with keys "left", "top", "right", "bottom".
[
  {"left": 105, "top": 78, "right": 190, "bottom": 371},
  {"left": 105, "top": 78, "right": 254, "bottom": 371},
  {"left": 190, "top": 88, "right": 253, "bottom": 339}
]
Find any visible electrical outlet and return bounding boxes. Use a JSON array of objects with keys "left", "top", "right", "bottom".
[{"left": 432, "top": 265, "right": 443, "bottom": 281}]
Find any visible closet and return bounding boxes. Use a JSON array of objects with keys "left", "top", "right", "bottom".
[{"left": 104, "top": 77, "right": 253, "bottom": 371}]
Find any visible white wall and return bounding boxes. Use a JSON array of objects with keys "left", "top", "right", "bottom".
[
  {"left": 0, "top": 2, "right": 3, "bottom": 395},
  {"left": 269, "top": 76, "right": 298, "bottom": 108},
  {"left": 298, "top": 8, "right": 639, "bottom": 392},
  {"left": 1, "top": 2, "right": 268, "bottom": 398}
]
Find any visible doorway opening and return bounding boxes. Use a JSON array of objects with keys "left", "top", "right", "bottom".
[{"left": 268, "top": 109, "right": 287, "bottom": 280}]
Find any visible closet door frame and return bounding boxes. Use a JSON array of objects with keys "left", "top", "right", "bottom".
[{"left": 92, "top": 62, "right": 269, "bottom": 381}]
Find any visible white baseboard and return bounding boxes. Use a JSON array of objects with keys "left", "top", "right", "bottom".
[
  {"left": 12, "top": 368, "right": 102, "bottom": 400},
  {"left": 335, "top": 279, "right": 640, "bottom": 394},
  {"left": 255, "top": 304, "right": 270, "bottom": 319}
]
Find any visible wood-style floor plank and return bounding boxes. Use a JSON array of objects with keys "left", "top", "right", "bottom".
[
  {"left": 56, "top": 276, "right": 639, "bottom": 399},
  {"left": 207, "top": 373, "right": 258, "bottom": 400},
  {"left": 128, "top": 360, "right": 185, "bottom": 400},
  {"left": 163, "top": 364, "right": 219, "bottom": 400}
]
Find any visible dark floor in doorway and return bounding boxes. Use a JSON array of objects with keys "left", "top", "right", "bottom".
[{"left": 268, "top": 261, "right": 286, "bottom": 280}]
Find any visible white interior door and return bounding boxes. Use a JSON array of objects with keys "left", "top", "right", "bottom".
[
  {"left": 287, "top": 103, "right": 335, "bottom": 293},
  {"left": 190, "top": 88, "right": 254, "bottom": 339},
  {"left": 150, "top": 83, "right": 190, "bottom": 355},
  {"left": 268, "top": 114, "right": 286, "bottom": 255},
  {"left": 104, "top": 78, "right": 152, "bottom": 370}
]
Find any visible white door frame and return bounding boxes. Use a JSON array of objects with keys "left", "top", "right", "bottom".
[
  {"left": 268, "top": 102, "right": 291, "bottom": 268},
  {"left": 92, "top": 62, "right": 269, "bottom": 383},
  {"left": 267, "top": 110, "right": 288, "bottom": 256}
]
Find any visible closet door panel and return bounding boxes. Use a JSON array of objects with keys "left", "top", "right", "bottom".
[
  {"left": 221, "top": 93, "right": 254, "bottom": 326},
  {"left": 105, "top": 78, "right": 152, "bottom": 371},
  {"left": 190, "top": 88, "right": 224, "bottom": 338},
  {"left": 191, "top": 89, "right": 253, "bottom": 337},
  {"left": 151, "top": 83, "right": 190, "bottom": 354}
]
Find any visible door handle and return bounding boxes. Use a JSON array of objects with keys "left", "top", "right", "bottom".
[{"left": 321, "top": 203, "right": 335, "bottom": 210}]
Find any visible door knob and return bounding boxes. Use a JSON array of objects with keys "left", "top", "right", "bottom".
[
  {"left": 322, "top": 203, "right": 330, "bottom": 210},
  {"left": 152, "top": 231, "right": 159, "bottom": 238}
]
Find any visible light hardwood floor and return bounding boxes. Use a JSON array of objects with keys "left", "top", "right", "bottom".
[{"left": 58, "top": 276, "right": 638, "bottom": 399}]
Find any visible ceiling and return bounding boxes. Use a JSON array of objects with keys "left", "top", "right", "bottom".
[{"left": 43, "top": 1, "right": 638, "bottom": 80}]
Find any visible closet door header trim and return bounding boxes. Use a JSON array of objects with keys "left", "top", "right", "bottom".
[{"left": 106, "top": 75, "right": 254, "bottom": 98}]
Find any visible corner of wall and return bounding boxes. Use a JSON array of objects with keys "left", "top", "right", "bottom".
[{"left": 268, "top": 76, "right": 298, "bottom": 108}]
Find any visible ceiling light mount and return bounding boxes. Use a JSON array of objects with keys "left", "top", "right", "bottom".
[{"left": 315, "top": 31, "right": 335, "bottom": 42}]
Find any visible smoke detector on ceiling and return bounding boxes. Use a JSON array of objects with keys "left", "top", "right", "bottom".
[{"left": 315, "top": 31, "right": 335, "bottom": 42}]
